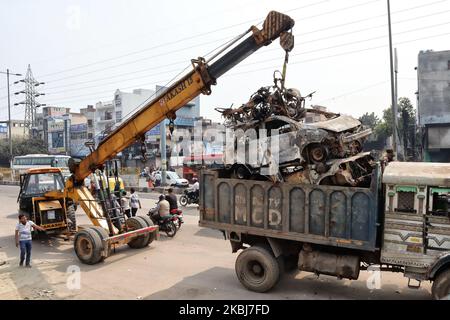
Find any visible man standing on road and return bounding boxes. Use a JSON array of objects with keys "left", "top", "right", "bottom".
[
  {"left": 15, "top": 214, "right": 45, "bottom": 268},
  {"left": 130, "top": 188, "right": 141, "bottom": 216}
]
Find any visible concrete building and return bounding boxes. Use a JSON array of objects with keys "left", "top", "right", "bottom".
[
  {"left": 113, "top": 88, "right": 155, "bottom": 123},
  {"left": 7, "top": 120, "right": 27, "bottom": 139},
  {"left": 0, "top": 120, "right": 27, "bottom": 140},
  {"left": 80, "top": 105, "right": 96, "bottom": 140},
  {"left": 94, "top": 88, "right": 155, "bottom": 143},
  {"left": 38, "top": 106, "right": 88, "bottom": 155},
  {"left": 418, "top": 50, "right": 450, "bottom": 162},
  {"left": 95, "top": 100, "right": 115, "bottom": 138}
]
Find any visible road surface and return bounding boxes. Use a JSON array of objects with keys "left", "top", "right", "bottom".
[{"left": 0, "top": 185, "right": 431, "bottom": 300}]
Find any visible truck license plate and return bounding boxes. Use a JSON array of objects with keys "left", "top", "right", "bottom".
[{"left": 47, "top": 210, "right": 55, "bottom": 220}]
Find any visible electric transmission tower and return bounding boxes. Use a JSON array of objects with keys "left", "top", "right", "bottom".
[{"left": 14, "top": 64, "right": 45, "bottom": 137}]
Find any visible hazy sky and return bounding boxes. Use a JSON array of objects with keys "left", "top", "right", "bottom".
[{"left": 1, "top": 0, "right": 449, "bottom": 123}]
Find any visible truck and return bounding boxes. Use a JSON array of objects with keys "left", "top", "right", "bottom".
[
  {"left": 198, "top": 161, "right": 450, "bottom": 299},
  {"left": 17, "top": 11, "right": 296, "bottom": 264}
]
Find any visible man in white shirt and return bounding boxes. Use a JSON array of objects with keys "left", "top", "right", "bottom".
[
  {"left": 130, "top": 188, "right": 141, "bottom": 216},
  {"left": 15, "top": 214, "right": 45, "bottom": 267},
  {"left": 191, "top": 178, "right": 200, "bottom": 199}
]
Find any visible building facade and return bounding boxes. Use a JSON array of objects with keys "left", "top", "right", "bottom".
[{"left": 418, "top": 50, "right": 450, "bottom": 162}]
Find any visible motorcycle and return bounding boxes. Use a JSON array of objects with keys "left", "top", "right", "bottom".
[
  {"left": 170, "top": 208, "right": 184, "bottom": 229},
  {"left": 147, "top": 210, "right": 178, "bottom": 237},
  {"left": 179, "top": 188, "right": 199, "bottom": 206}
]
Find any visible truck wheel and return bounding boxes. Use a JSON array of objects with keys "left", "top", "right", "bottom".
[
  {"left": 126, "top": 217, "right": 151, "bottom": 249},
  {"left": 89, "top": 226, "right": 111, "bottom": 261},
  {"left": 235, "top": 245, "right": 280, "bottom": 293},
  {"left": 432, "top": 268, "right": 450, "bottom": 300},
  {"left": 134, "top": 216, "right": 156, "bottom": 245},
  {"left": 74, "top": 228, "right": 103, "bottom": 265}
]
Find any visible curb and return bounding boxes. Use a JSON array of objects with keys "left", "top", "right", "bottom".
[
  {"left": 126, "top": 186, "right": 186, "bottom": 195},
  {"left": 0, "top": 181, "right": 19, "bottom": 186}
]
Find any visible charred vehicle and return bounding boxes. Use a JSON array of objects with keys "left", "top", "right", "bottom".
[{"left": 217, "top": 81, "right": 373, "bottom": 187}]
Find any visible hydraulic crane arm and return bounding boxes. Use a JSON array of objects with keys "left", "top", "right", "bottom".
[{"left": 70, "top": 11, "right": 295, "bottom": 184}]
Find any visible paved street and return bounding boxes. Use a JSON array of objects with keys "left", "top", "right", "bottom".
[{"left": 0, "top": 185, "right": 432, "bottom": 300}]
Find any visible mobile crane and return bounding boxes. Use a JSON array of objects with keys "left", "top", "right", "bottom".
[{"left": 17, "top": 11, "right": 295, "bottom": 264}]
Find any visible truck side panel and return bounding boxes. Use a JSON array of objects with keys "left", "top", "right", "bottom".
[{"left": 199, "top": 168, "right": 381, "bottom": 252}]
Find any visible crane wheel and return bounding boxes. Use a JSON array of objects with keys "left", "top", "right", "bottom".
[
  {"left": 89, "top": 226, "right": 111, "bottom": 261},
  {"left": 134, "top": 216, "right": 156, "bottom": 245},
  {"left": 74, "top": 228, "right": 103, "bottom": 265},
  {"left": 126, "top": 217, "right": 151, "bottom": 249}
]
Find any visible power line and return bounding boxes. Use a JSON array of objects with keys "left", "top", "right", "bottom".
[
  {"left": 301, "top": 0, "right": 449, "bottom": 36},
  {"left": 40, "top": 16, "right": 450, "bottom": 98},
  {"left": 39, "top": 30, "right": 450, "bottom": 110},
  {"left": 33, "top": 0, "right": 381, "bottom": 83},
  {"left": 315, "top": 81, "right": 389, "bottom": 104},
  {"left": 35, "top": 0, "right": 331, "bottom": 79},
  {"left": 1, "top": 0, "right": 446, "bottom": 93}
]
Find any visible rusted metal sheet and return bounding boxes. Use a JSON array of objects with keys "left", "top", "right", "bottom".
[
  {"left": 382, "top": 162, "right": 450, "bottom": 186},
  {"left": 305, "top": 114, "right": 361, "bottom": 132},
  {"left": 199, "top": 166, "right": 381, "bottom": 251}
]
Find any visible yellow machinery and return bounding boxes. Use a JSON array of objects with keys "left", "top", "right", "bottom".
[{"left": 23, "top": 11, "right": 295, "bottom": 264}]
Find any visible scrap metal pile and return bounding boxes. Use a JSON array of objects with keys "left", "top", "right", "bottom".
[{"left": 216, "top": 79, "right": 376, "bottom": 188}]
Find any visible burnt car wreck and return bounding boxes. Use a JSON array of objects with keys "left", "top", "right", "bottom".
[{"left": 215, "top": 79, "right": 375, "bottom": 188}]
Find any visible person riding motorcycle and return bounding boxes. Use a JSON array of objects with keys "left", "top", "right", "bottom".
[
  {"left": 191, "top": 178, "right": 199, "bottom": 199},
  {"left": 149, "top": 194, "right": 170, "bottom": 222},
  {"left": 165, "top": 188, "right": 178, "bottom": 213}
]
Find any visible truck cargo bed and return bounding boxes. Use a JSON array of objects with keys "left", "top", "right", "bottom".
[{"left": 199, "top": 166, "right": 382, "bottom": 252}]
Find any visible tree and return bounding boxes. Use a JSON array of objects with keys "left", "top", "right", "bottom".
[
  {"left": 0, "top": 138, "right": 48, "bottom": 166},
  {"left": 372, "top": 97, "right": 418, "bottom": 160},
  {"left": 358, "top": 112, "right": 380, "bottom": 130}
]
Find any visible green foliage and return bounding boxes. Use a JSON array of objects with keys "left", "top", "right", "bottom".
[
  {"left": 0, "top": 138, "right": 47, "bottom": 166},
  {"left": 371, "top": 97, "right": 418, "bottom": 159},
  {"left": 358, "top": 112, "right": 380, "bottom": 129}
]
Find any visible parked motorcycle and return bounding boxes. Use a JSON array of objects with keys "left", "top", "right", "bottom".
[
  {"left": 179, "top": 188, "right": 199, "bottom": 206},
  {"left": 147, "top": 211, "right": 178, "bottom": 237}
]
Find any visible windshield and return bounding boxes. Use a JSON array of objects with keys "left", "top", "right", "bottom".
[
  {"left": 24, "top": 173, "right": 64, "bottom": 195},
  {"left": 167, "top": 172, "right": 180, "bottom": 180}
]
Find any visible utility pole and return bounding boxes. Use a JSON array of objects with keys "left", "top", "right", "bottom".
[
  {"left": 0, "top": 69, "right": 22, "bottom": 169},
  {"left": 14, "top": 65, "right": 45, "bottom": 138},
  {"left": 160, "top": 120, "right": 167, "bottom": 186},
  {"left": 387, "top": 0, "right": 399, "bottom": 159},
  {"left": 394, "top": 48, "right": 401, "bottom": 158}
]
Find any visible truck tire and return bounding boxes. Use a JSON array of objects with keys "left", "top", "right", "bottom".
[
  {"left": 74, "top": 228, "right": 103, "bottom": 265},
  {"left": 126, "top": 217, "right": 151, "bottom": 249},
  {"left": 134, "top": 216, "right": 156, "bottom": 245},
  {"left": 432, "top": 268, "right": 450, "bottom": 300},
  {"left": 235, "top": 245, "right": 280, "bottom": 293},
  {"left": 89, "top": 226, "right": 111, "bottom": 261}
]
